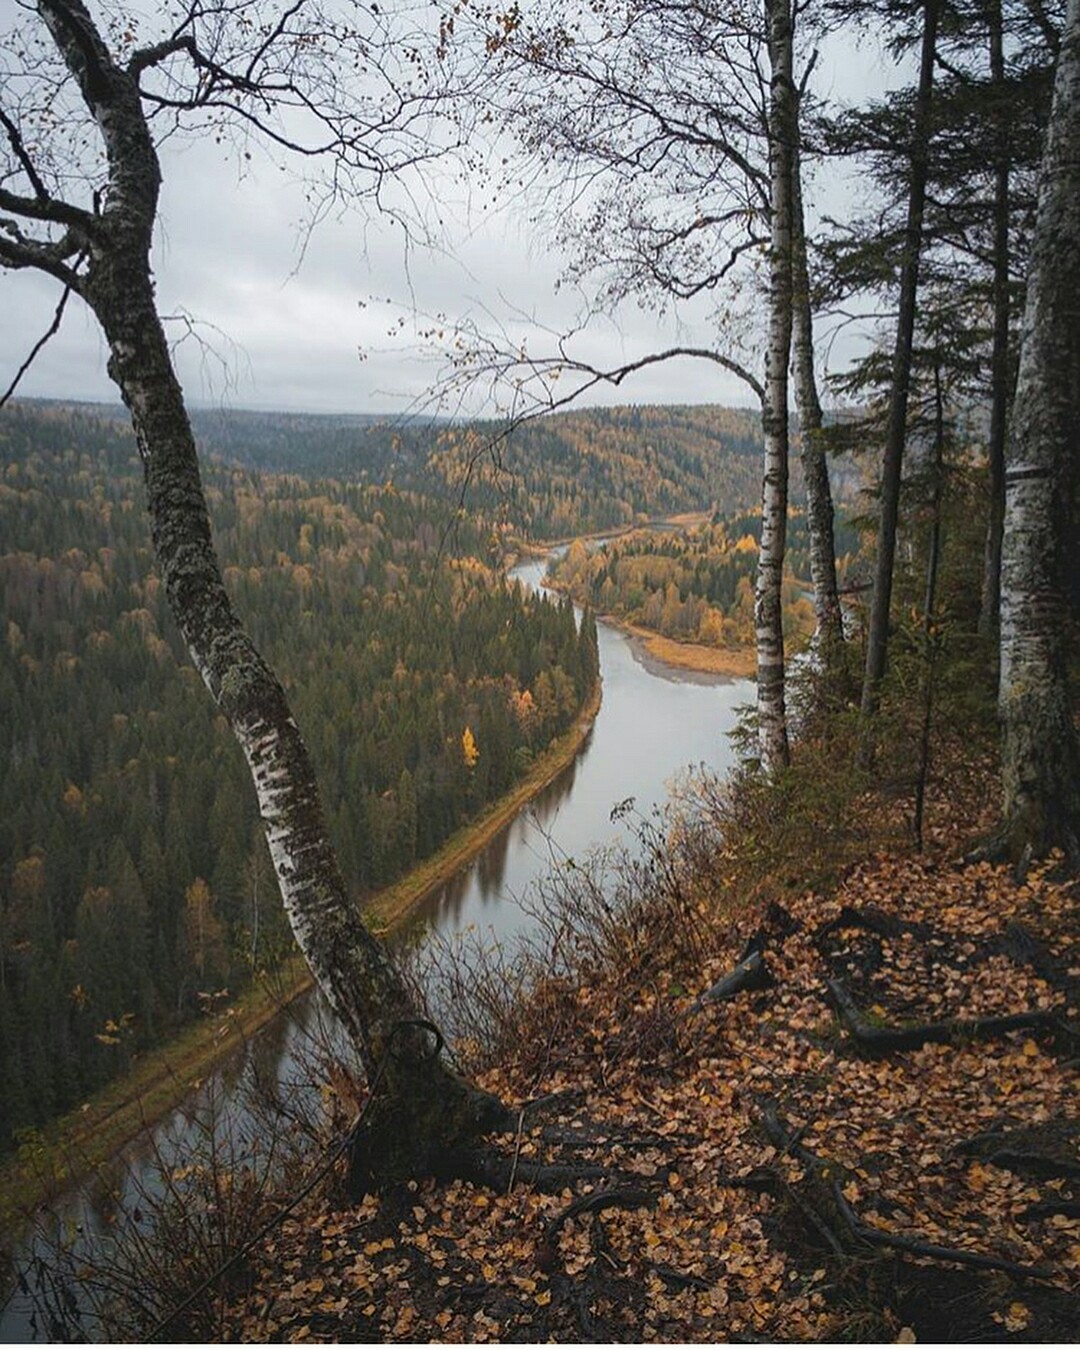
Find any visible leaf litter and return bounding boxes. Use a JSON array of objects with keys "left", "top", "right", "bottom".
[{"left": 230, "top": 776, "right": 1079, "bottom": 1342}]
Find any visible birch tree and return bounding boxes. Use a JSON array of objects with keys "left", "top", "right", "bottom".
[
  {"left": 791, "top": 138, "right": 843, "bottom": 653},
  {"left": 758, "top": 0, "right": 797, "bottom": 771},
  {"left": 997, "top": 0, "right": 1080, "bottom": 865},
  {"left": 0, "top": 0, "right": 506, "bottom": 1181},
  {"left": 440, "top": 0, "right": 838, "bottom": 772}
]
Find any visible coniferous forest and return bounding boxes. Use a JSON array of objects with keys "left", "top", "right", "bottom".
[
  {"left": 0, "top": 401, "right": 605, "bottom": 1151},
  {"left": 2, "top": 0, "right": 1080, "bottom": 1341}
]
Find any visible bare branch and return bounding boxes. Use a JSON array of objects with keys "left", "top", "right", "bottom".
[
  {"left": 0, "top": 222, "right": 83, "bottom": 285},
  {"left": 0, "top": 276, "right": 76, "bottom": 409},
  {"left": 0, "top": 186, "right": 100, "bottom": 238},
  {"left": 0, "top": 107, "right": 50, "bottom": 200}
]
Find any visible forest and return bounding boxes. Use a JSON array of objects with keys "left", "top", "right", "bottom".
[
  {"left": 547, "top": 508, "right": 861, "bottom": 651},
  {"left": 1, "top": 0, "right": 1079, "bottom": 1342},
  {"left": 0, "top": 400, "right": 600, "bottom": 1152}
]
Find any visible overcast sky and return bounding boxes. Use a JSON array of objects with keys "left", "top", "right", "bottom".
[{"left": 1, "top": 10, "right": 903, "bottom": 421}]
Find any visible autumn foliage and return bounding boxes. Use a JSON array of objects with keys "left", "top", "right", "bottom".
[{"left": 202, "top": 731, "right": 1080, "bottom": 1344}]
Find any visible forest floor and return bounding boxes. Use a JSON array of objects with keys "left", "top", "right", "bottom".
[{"left": 219, "top": 740, "right": 1080, "bottom": 1343}]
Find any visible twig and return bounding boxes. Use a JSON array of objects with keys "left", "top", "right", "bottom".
[
  {"left": 506, "top": 1105, "right": 527, "bottom": 1195},
  {"left": 0, "top": 281, "right": 76, "bottom": 409}
]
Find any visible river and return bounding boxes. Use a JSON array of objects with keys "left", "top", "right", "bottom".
[{"left": 0, "top": 551, "right": 750, "bottom": 1342}]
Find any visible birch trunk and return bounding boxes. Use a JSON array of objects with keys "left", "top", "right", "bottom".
[
  {"left": 860, "top": 0, "right": 940, "bottom": 724},
  {"left": 757, "top": 0, "right": 795, "bottom": 773},
  {"left": 791, "top": 140, "right": 843, "bottom": 655},
  {"left": 39, "top": 0, "right": 505, "bottom": 1180},
  {"left": 998, "top": 0, "right": 1080, "bottom": 864}
]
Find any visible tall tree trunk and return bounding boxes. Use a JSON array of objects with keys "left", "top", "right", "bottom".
[
  {"left": 978, "top": 0, "right": 1013, "bottom": 640},
  {"left": 757, "top": 0, "right": 795, "bottom": 773},
  {"left": 41, "top": 0, "right": 505, "bottom": 1182},
  {"left": 791, "top": 138, "right": 843, "bottom": 655},
  {"left": 913, "top": 358, "right": 946, "bottom": 851},
  {"left": 998, "top": 0, "right": 1080, "bottom": 865},
  {"left": 860, "top": 0, "right": 940, "bottom": 725}
]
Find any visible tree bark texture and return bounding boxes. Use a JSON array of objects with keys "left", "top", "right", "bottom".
[
  {"left": 791, "top": 139, "right": 843, "bottom": 654},
  {"left": 757, "top": 0, "right": 795, "bottom": 773},
  {"left": 998, "top": 0, "right": 1080, "bottom": 863},
  {"left": 860, "top": 0, "right": 940, "bottom": 723},
  {"left": 35, "top": 0, "right": 502, "bottom": 1172},
  {"left": 978, "top": 0, "right": 1013, "bottom": 640}
]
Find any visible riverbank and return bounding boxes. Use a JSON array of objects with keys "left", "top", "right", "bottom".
[
  {"left": 366, "top": 677, "right": 602, "bottom": 933},
  {"left": 543, "top": 573, "right": 757, "bottom": 679},
  {"left": 513, "top": 510, "right": 712, "bottom": 557},
  {"left": 0, "top": 676, "right": 602, "bottom": 1234},
  {"left": 617, "top": 618, "right": 756, "bottom": 679}
]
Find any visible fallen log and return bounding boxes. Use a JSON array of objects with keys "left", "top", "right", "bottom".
[
  {"left": 956, "top": 1123, "right": 1080, "bottom": 1180},
  {"left": 818, "top": 904, "right": 911, "bottom": 942},
  {"left": 1021, "top": 1200, "right": 1080, "bottom": 1221},
  {"left": 825, "top": 977, "right": 1058, "bottom": 1054}
]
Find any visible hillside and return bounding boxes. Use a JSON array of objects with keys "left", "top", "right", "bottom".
[
  {"left": 0, "top": 402, "right": 598, "bottom": 1155},
  {"left": 66, "top": 715, "right": 1080, "bottom": 1344},
  {"left": 23, "top": 399, "right": 768, "bottom": 538}
]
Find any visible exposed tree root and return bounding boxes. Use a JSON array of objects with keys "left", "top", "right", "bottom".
[
  {"left": 828, "top": 1179, "right": 1058, "bottom": 1282},
  {"left": 825, "top": 976, "right": 1059, "bottom": 1054},
  {"left": 956, "top": 1123, "right": 1080, "bottom": 1180},
  {"left": 760, "top": 1102, "right": 1059, "bottom": 1283},
  {"left": 690, "top": 947, "right": 772, "bottom": 1013},
  {"left": 456, "top": 1150, "right": 607, "bottom": 1192},
  {"left": 537, "top": 1185, "right": 656, "bottom": 1269}
]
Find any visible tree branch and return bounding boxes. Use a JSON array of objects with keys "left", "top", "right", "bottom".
[
  {"left": 0, "top": 224, "right": 83, "bottom": 285},
  {"left": 0, "top": 278, "right": 77, "bottom": 409},
  {"left": 0, "top": 107, "right": 50, "bottom": 201},
  {"left": 0, "top": 186, "right": 100, "bottom": 238}
]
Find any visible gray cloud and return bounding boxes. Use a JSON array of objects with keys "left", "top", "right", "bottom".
[{"left": 1, "top": 24, "right": 894, "bottom": 420}]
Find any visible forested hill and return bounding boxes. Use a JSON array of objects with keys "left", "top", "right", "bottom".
[
  {"left": 423, "top": 405, "right": 765, "bottom": 537},
  {"left": 0, "top": 402, "right": 599, "bottom": 1154},
  {"left": 22, "top": 400, "right": 765, "bottom": 538},
  {"left": 186, "top": 402, "right": 765, "bottom": 537},
  {"left": 187, "top": 399, "right": 761, "bottom": 531}
]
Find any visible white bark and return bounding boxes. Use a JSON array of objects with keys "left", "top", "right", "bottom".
[
  {"left": 756, "top": 0, "right": 795, "bottom": 773},
  {"left": 999, "top": 0, "right": 1080, "bottom": 861}
]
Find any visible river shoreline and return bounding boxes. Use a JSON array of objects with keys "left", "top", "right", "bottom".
[
  {"left": 0, "top": 520, "right": 722, "bottom": 1232},
  {"left": 0, "top": 676, "right": 603, "bottom": 1234}
]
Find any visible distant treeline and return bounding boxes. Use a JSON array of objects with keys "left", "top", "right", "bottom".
[
  {"left": 0, "top": 403, "right": 598, "bottom": 1153},
  {"left": 181, "top": 401, "right": 766, "bottom": 537}
]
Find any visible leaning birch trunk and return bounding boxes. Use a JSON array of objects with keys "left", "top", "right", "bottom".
[
  {"left": 40, "top": 0, "right": 505, "bottom": 1183},
  {"left": 791, "top": 139, "right": 843, "bottom": 655},
  {"left": 756, "top": 0, "right": 795, "bottom": 773},
  {"left": 860, "top": 0, "right": 940, "bottom": 726},
  {"left": 997, "top": 0, "right": 1080, "bottom": 865}
]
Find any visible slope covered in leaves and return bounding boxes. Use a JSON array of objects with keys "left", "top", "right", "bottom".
[{"left": 220, "top": 748, "right": 1079, "bottom": 1345}]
